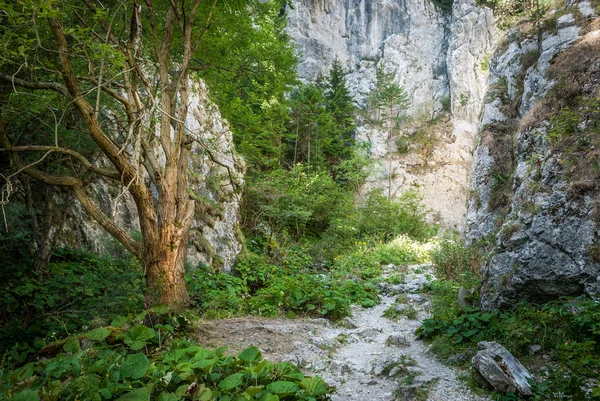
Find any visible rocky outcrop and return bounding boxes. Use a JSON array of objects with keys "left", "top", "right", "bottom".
[
  {"left": 287, "top": 0, "right": 448, "bottom": 114},
  {"left": 60, "top": 80, "right": 245, "bottom": 272},
  {"left": 467, "top": 3, "right": 600, "bottom": 308}
]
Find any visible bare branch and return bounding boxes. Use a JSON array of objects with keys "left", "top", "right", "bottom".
[
  {"left": 0, "top": 73, "right": 69, "bottom": 97},
  {"left": 2, "top": 146, "right": 121, "bottom": 180},
  {"left": 73, "top": 184, "right": 142, "bottom": 259}
]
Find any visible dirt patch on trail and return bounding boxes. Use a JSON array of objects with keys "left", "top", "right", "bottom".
[{"left": 196, "top": 317, "right": 328, "bottom": 362}]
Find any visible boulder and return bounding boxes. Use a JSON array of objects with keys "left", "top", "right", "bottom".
[{"left": 471, "top": 341, "right": 534, "bottom": 396}]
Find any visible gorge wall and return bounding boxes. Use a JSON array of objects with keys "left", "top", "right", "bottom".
[
  {"left": 286, "top": 0, "right": 494, "bottom": 229},
  {"left": 288, "top": 0, "right": 600, "bottom": 307},
  {"left": 466, "top": 2, "right": 600, "bottom": 309}
]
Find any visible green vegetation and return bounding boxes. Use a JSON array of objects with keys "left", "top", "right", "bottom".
[
  {"left": 417, "top": 236, "right": 600, "bottom": 400},
  {"left": 0, "top": 314, "right": 332, "bottom": 401}
]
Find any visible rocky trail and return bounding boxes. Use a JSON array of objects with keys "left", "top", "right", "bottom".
[{"left": 197, "top": 265, "right": 490, "bottom": 401}]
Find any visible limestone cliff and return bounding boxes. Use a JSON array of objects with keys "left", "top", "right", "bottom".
[
  {"left": 467, "top": 2, "right": 600, "bottom": 308},
  {"left": 287, "top": 0, "right": 494, "bottom": 229},
  {"left": 60, "top": 80, "right": 245, "bottom": 272}
]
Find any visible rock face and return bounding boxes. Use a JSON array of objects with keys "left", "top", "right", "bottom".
[
  {"left": 472, "top": 341, "right": 534, "bottom": 396},
  {"left": 466, "top": 4, "right": 600, "bottom": 308},
  {"left": 60, "top": 80, "right": 245, "bottom": 272},
  {"left": 287, "top": 0, "right": 495, "bottom": 228}
]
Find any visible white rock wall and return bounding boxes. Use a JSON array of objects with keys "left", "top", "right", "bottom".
[{"left": 288, "top": 0, "right": 495, "bottom": 229}]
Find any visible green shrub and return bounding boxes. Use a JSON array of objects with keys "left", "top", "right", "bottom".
[
  {"left": 323, "top": 189, "right": 433, "bottom": 258},
  {"left": 0, "top": 249, "right": 144, "bottom": 364},
  {"left": 417, "top": 295, "right": 600, "bottom": 399},
  {"left": 429, "top": 234, "right": 483, "bottom": 282},
  {"left": 248, "top": 274, "right": 351, "bottom": 320},
  {"left": 186, "top": 264, "right": 249, "bottom": 319},
  {"left": 384, "top": 302, "right": 418, "bottom": 320}
]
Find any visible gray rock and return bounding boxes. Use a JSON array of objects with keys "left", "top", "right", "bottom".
[
  {"left": 528, "top": 344, "right": 542, "bottom": 356},
  {"left": 457, "top": 287, "right": 475, "bottom": 309},
  {"left": 338, "top": 317, "right": 358, "bottom": 329},
  {"left": 472, "top": 341, "right": 534, "bottom": 396},
  {"left": 282, "top": 343, "right": 327, "bottom": 369},
  {"left": 556, "top": 14, "right": 575, "bottom": 29},
  {"left": 405, "top": 294, "right": 428, "bottom": 304},
  {"left": 466, "top": 13, "right": 600, "bottom": 308},
  {"left": 372, "top": 355, "right": 401, "bottom": 377},
  {"left": 358, "top": 377, "right": 378, "bottom": 385},
  {"left": 385, "top": 334, "right": 410, "bottom": 348},
  {"left": 578, "top": 1, "right": 596, "bottom": 18},
  {"left": 356, "top": 328, "right": 381, "bottom": 340}
]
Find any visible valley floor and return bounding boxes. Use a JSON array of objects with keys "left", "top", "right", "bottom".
[{"left": 196, "top": 265, "right": 489, "bottom": 401}]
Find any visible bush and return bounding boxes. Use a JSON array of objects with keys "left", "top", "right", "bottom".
[
  {"left": 248, "top": 274, "right": 351, "bottom": 320},
  {"left": 243, "top": 165, "right": 350, "bottom": 240},
  {"left": 0, "top": 249, "right": 144, "bottom": 364},
  {"left": 417, "top": 295, "right": 600, "bottom": 399},
  {"left": 429, "top": 234, "right": 483, "bottom": 282},
  {"left": 322, "top": 189, "right": 434, "bottom": 258}
]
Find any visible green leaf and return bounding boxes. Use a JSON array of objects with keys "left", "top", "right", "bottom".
[
  {"left": 99, "top": 388, "right": 113, "bottom": 398},
  {"left": 245, "top": 385, "right": 265, "bottom": 397},
  {"left": 150, "top": 304, "right": 170, "bottom": 315},
  {"left": 111, "top": 316, "right": 129, "bottom": 328},
  {"left": 479, "top": 312, "right": 492, "bottom": 322},
  {"left": 299, "top": 377, "right": 329, "bottom": 396},
  {"left": 266, "top": 381, "right": 300, "bottom": 396},
  {"left": 259, "top": 394, "right": 279, "bottom": 401},
  {"left": 121, "top": 353, "right": 150, "bottom": 379},
  {"left": 13, "top": 389, "right": 40, "bottom": 401},
  {"left": 158, "top": 393, "right": 180, "bottom": 401},
  {"left": 463, "top": 329, "right": 478, "bottom": 338},
  {"left": 122, "top": 325, "right": 156, "bottom": 350},
  {"left": 238, "top": 346, "right": 262, "bottom": 363},
  {"left": 116, "top": 388, "right": 150, "bottom": 401},
  {"left": 218, "top": 373, "right": 245, "bottom": 391},
  {"left": 190, "top": 357, "right": 217, "bottom": 372},
  {"left": 86, "top": 327, "right": 111, "bottom": 342},
  {"left": 63, "top": 338, "right": 80, "bottom": 353},
  {"left": 196, "top": 386, "right": 213, "bottom": 401}
]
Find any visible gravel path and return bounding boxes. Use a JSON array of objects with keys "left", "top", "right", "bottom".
[
  {"left": 314, "top": 295, "right": 489, "bottom": 401},
  {"left": 281, "top": 265, "right": 491, "bottom": 401}
]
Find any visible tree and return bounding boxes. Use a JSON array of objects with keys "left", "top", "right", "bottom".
[
  {"left": 287, "top": 83, "right": 335, "bottom": 168},
  {"left": 0, "top": 1, "right": 281, "bottom": 309},
  {"left": 323, "top": 58, "right": 356, "bottom": 169},
  {"left": 367, "top": 64, "right": 410, "bottom": 199}
]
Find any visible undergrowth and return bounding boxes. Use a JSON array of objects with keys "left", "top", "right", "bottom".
[{"left": 0, "top": 308, "right": 331, "bottom": 401}]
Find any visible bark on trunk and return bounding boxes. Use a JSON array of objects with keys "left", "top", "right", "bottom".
[{"left": 145, "top": 227, "right": 191, "bottom": 309}]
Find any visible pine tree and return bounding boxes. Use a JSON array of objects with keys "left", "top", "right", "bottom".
[{"left": 324, "top": 58, "right": 356, "bottom": 167}]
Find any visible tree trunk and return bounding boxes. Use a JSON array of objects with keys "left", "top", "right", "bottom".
[{"left": 144, "top": 223, "right": 191, "bottom": 309}]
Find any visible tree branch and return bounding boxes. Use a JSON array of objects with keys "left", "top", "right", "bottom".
[
  {"left": 0, "top": 73, "right": 69, "bottom": 97},
  {"left": 1, "top": 146, "right": 121, "bottom": 180}
]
